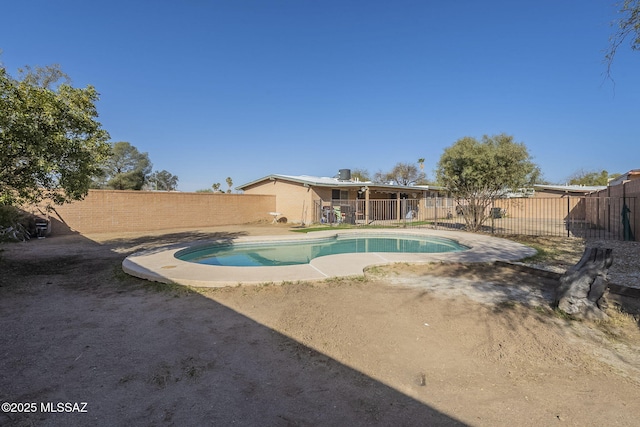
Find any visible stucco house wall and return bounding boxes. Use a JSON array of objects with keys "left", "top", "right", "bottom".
[
  {"left": 241, "top": 180, "right": 318, "bottom": 224},
  {"left": 312, "top": 187, "right": 334, "bottom": 204},
  {"left": 237, "top": 173, "right": 450, "bottom": 225}
]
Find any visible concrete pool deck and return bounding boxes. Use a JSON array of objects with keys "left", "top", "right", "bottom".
[{"left": 122, "top": 229, "right": 537, "bottom": 287}]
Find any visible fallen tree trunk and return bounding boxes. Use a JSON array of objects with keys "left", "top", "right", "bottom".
[{"left": 554, "top": 247, "right": 613, "bottom": 320}]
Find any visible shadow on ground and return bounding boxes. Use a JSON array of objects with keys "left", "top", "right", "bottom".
[
  {"left": 100, "top": 230, "right": 249, "bottom": 253},
  {"left": 0, "top": 232, "right": 466, "bottom": 426}
]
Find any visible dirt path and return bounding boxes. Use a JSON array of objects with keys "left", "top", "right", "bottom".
[{"left": 1, "top": 225, "right": 639, "bottom": 426}]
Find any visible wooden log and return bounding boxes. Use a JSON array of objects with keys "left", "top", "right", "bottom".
[{"left": 554, "top": 247, "right": 613, "bottom": 319}]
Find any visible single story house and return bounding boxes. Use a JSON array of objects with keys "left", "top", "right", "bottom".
[
  {"left": 607, "top": 169, "right": 640, "bottom": 187},
  {"left": 236, "top": 170, "right": 448, "bottom": 225},
  {"left": 532, "top": 184, "right": 607, "bottom": 198},
  {"left": 532, "top": 170, "right": 640, "bottom": 197}
]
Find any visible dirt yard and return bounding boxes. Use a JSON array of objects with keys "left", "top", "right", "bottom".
[{"left": 1, "top": 224, "right": 640, "bottom": 426}]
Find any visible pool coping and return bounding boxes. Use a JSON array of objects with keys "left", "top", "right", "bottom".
[{"left": 122, "top": 229, "right": 537, "bottom": 288}]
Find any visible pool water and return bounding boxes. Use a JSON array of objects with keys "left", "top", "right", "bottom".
[{"left": 176, "top": 235, "right": 468, "bottom": 267}]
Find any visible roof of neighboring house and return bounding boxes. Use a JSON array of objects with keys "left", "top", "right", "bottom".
[
  {"left": 533, "top": 184, "right": 606, "bottom": 194},
  {"left": 236, "top": 174, "right": 447, "bottom": 193},
  {"left": 607, "top": 169, "right": 640, "bottom": 187}
]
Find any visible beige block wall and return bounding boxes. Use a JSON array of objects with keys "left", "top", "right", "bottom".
[
  {"left": 25, "top": 190, "right": 275, "bottom": 235},
  {"left": 532, "top": 190, "right": 567, "bottom": 198},
  {"left": 493, "top": 197, "right": 583, "bottom": 220},
  {"left": 627, "top": 180, "right": 640, "bottom": 240},
  {"left": 588, "top": 179, "right": 640, "bottom": 239}
]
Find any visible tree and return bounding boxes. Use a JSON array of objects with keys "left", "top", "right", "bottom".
[
  {"left": 211, "top": 183, "right": 222, "bottom": 193},
  {"left": 373, "top": 162, "right": 427, "bottom": 186},
  {"left": 606, "top": 0, "right": 640, "bottom": 76},
  {"left": 567, "top": 169, "right": 620, "bottom": 186},
  {"left": 225, "top": 177, "right": 233, "bottom": 194},
  {"left": 18, "top": 63, "right": 71, "bottom": 89},
  {"left": 555, "top": 247, "right": 613, "bottom": 320},
  {"left": 436, "top": 134, "right": 540, "bottom": 232},
  {"left": 350, "top": 168, "right": 371, "bottom": 182},
  {"left": 0, "top": 64, "right": 111, "bottom": 205},
  {"left": 147, "top": 170, "right": 179, "bottom": 191},
  {"left": 96, "top": 142, "right": 152, "bottom": 190}
]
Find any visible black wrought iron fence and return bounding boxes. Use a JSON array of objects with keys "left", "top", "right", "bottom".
[
  {"left": 313, "top": 197, "right": 636, "bottom": 241},
  {"left": 485, "top": 197, "right": 635, "bottom": 240}
]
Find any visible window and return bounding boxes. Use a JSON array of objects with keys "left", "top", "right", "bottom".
[{"left": 332, "top": 189, "right": 349, "bottom": 201}]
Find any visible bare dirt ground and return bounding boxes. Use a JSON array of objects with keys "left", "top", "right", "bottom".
[{"left": 1, "top": 224, "right": 640, "bottom": 426}]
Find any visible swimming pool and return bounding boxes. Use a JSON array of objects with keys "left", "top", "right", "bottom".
[
  {"left": 122, "top": 229, "right": 537, "bottom": 287},
  {"left": 176, "top": 234, "right": 469, "bottom": 267}
]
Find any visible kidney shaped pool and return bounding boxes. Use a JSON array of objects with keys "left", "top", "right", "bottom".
[{"left": 175, "top": 234, "right": 469, "bottom": 267}]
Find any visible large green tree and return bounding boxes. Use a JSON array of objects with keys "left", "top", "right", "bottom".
[
  {"left": 0, "top": 64, "right": 111, "bottom": 205},
  {"left": 436, "top": 134, "right": 540, "bottom": 231},
  {"left": 96, "top": 141, "right": 152, "bottom": 190}
]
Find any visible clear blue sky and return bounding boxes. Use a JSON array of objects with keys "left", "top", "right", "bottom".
[{"left": 2, "top": 0, "right": 638, "bottom": 191}]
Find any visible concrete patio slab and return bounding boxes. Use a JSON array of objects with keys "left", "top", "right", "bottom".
[{"left": 122, "top": 229, "right": 537, "bottom": 287}]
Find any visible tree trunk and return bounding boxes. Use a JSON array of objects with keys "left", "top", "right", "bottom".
[{"left": 554, "top": 247, "right": 613, "bottom": 320}]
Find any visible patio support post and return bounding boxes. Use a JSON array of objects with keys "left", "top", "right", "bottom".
[
  {"left": 434, "top": 197, "right": 438, "bottom": 229},
  {"left": 567, "top": 196, "right": 571, "bottom": 238},
  {"left": 365, "top": 188, "right": 370, "bottom": 224},
  {"left": 396, "top": 192, "right": 401, "bottom": 221}
]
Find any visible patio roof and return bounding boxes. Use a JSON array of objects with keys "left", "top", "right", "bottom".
[{"left": 533, "top": 184, "right": 606, "bottom": 194}]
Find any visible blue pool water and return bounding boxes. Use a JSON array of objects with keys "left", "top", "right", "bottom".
[{"left": 176, "top": 234, "right": 468, "bottom": 267}]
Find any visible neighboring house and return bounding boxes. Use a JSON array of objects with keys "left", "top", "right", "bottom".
[
  {"left": 236, "top": 170, "right": 447, "bottom": 224},
  {"left": 532, "top": 170, "right": 640, "bottom": 197},
  {"left": 532, "top": 184, "right": 607, "bottom": 198},
  {"left": 607, "top": 169, "right": 640, "bottom": 187}
]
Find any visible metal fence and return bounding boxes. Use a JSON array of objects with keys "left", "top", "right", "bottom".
[{"left": 313, "top": 197, "right": 636, "bottom": 241}]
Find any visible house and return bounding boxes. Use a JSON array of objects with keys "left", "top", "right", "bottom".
[
  {"left": 607, "top": 169, "right": 640, "bottom": 187},
  {"left": 236, "top": 170, "right": 447, "bottom": 225},
  {"left": 532, "top": 184, "right": 607, "bottom": 198},
  {"left": 531, "top": 170, "right": 640, "bottom": 197}
]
